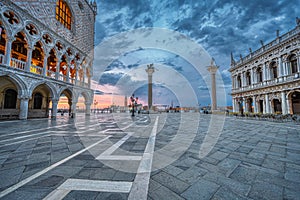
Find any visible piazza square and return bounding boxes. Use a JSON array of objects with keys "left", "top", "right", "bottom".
[
  {"left": 0, "top": 0, "right": 300, "bottom": 200},
  {"left": 0, "top": 113, "right": 299, "bottom": 200}
]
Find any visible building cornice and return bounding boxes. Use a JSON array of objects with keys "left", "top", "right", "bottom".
[{"left": 230, "top": 25, "right": 300, "bottom": 71}]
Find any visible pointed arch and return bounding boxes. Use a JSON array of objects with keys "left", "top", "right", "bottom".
[
  {"left": 28, "top": 81, "right": 58, "bottom": 100},
  {"left": 58, "top": 86, "right": 73, "bottom": 100},
  {"left": 0, "top": 72, "right": 28, "bottom": 97}
]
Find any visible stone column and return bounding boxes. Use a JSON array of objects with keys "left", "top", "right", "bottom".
[
  {"left": 256, "top": 99, "right": 260, "bottom": 113},
  {"left": 207, "top": 60, "right": 219, "bottom": 111},
  {"left": 88, "top": 77, "right": 91, "bottom": 88},
  {"left": 19, "top": 96, "right": 29, "bottom": 120},
  {"left": 75, "top": 62, "right": 80, "bottom": 85},
  {"left": 25, "top": 45, "right": 33, "bottom": 71},
  {"left": 51, "top": 99, "right": 58, "bottom": 118},
  {"left": 263, "top": 63, "right": 267, "bottom": 82},
  {"left": 265, "top": 94, "right": 270, "bottom": 113},
  {"left": 55, "top": 60, "right": 61, "bottom": 79},
  {"left": 85, "top": 101, "right": 91, "bottom": 115},
  {"left": 278, "top": 57, "right": 283, "bottom": 77},
  {"left": 253, "top": 69, "right": 257, "bottom": 84},
  {"left": 253, "top": 96, "right": 257, "bottom": 113},
  {"left": 244, "top": 97, "right": 248, "bottom": 112},
  {"left": 232, "top": 97, "right": 235, "bottom": 112},
  {"left": 281, "top": 91, "right": 287, "bottom": 114},
  {"left": 145, "top": 64, "right": 155, "bottom": 110},
  {"left": 297, "top": 56, "right": 300, "bottom": 73},
  {"left": 70, "top": 100, "right": 77, "bottom": 118},
  {"left": 43, "top": 52, "right": 49, "bottom": 76},
  {"left": 241, "top": 72, "right": 245, "bottom": 87},
  {"left": 286, "top": 95, "right": 291, "bottom": 114},
  {"left": 66, "top": 64, "right": 70, "bottom": 83},
  {"left": 82, "top": 66, "right": 86, "bottom": 87},
  {"left": 284, "top": 62, "right": 289, "bottom": 75},
  {"left": 250, "top": 68, "right": 254, "bottom": 85},
  {"left": 5, "top": 38, "right": 13, "bottom": 66}
]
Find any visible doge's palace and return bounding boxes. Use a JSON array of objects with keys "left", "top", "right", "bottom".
[{"left": 0, "top": 0, "right": 97, "bottom": 119}]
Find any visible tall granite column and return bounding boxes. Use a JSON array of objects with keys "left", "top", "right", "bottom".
[
  {"left": 145, "top": 64, "right": 155, "bottom": 110},
  {"left": 207, "top": 59, "right": 219, "bottom": 111}
]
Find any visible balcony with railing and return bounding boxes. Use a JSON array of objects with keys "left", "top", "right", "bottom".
[
  {"left": 10, "top": 58, "right": 26, "bottom": 70},
  {"left": 30, "top": 65, "right": 43, "bottom": 75},
  {"left": 232, "top": 72, "right": 300, "bottom": 94},
  {"left": 0, "top": 53, "right": 90, "bottom": 89}
]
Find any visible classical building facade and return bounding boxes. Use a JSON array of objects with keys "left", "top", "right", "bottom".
[
  {"left": 230, "top": 19, "right": 300, "bottom": 115},
  {"left": 0, "top": 0, "right": 97, "bottom": 119}
]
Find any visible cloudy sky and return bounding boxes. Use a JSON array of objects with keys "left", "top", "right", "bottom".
[{"left": 92, "top": 0, "right": 300, "bottom": 107}]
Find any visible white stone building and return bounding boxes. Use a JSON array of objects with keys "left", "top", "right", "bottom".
[
  {"left": 0, "top": 0, "right": 97, "bottom": 119},
  {"left": 230, "top": 19, "right": 300, "bottom": 115}
]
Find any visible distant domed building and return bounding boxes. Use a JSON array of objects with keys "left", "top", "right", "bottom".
[
  {"left": 230, "top": 19, "right": 300, "bottom": 115},
  {"left": 0, "top": 0, "right": 97, "bottom": 119}
]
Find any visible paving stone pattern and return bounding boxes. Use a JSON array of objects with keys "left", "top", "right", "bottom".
[{"left": 0, "top": 113, "right": 299, "bottom": 200}]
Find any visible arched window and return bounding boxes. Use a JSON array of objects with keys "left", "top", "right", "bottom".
[
  {"left": 56, "top": 0, "right": 72, "bottom": 30},
  {"left": 11, "top": 32, "right": 27, "bottom": 61},
  {"left": 257, "top": 67, "right": 263, "bottom": 83},
  {"left": 289, "top": 54, "right": 298, "bottom": 74},
  {"left": 237, "top": 75, "right": 242, "bottom": 88},
  {"left": 270, "top": 62, "right": 278, "bottom": 79},
  {"left": 246, "top": 71, "right": 251, "bottom": 86},
  {"left": 33, "top": 93, "right": 43, "bottom": 109},
  {"left": 4, "top": 89, "right": 17, "bottom": 109}
]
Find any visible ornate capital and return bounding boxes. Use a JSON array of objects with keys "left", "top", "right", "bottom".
[{"left": 18, "top": 95, "right": 30, "bottom": 100}]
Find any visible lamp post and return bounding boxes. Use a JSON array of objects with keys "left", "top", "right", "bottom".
[
  {"left": 130, "top": 94, "right": 138, "bottom": 117},
  {"left": 94, "top": 100, "right": 98, "bottom": 113}
]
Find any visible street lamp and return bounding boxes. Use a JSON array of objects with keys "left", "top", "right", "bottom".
[
  {"left": 130, "top": 94, "right": 138, "bottom": 117},
  {"left": 94, "top": 100, "right": 98, "bottom": 113}
]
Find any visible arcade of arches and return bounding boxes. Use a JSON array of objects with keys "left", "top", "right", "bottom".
[
  {"left": 0, "top": 74, "right": 93, "bottom": 120},
  {"left": 235, "top": 91, "right": 300, "bottom": 115}
]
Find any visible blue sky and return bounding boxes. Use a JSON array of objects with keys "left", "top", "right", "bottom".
[{"left": 92, "top": 0, "right": 300, "bottom": 107}]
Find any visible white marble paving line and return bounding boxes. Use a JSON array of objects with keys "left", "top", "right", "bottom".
[
  {"left": 97, "top": 155, "right": 142, "bottom": 161},
  {"left": 0, "top": 135, "right": 111, "bottom": 199},
  {"left": 96, "top": 133, "right": 132, "bottom": 158},
  {"left": 0, "top": 128, "right": 105, "bottom": 147},
  {"left": 0, "top": 131, "right": 52, "bottom": 144},
  {"left": 100, "top": 121, "right": 134, "bottom": 134},
  {"left": 128, "top": 116, "right": 159, "bottom": 200},
  {"left": 0, "top": 135, "right": 50, "bottom": 147},
  {"left": 0, "top": 118, "right": 99, "bottom": 138},
  {"left": 96, "top": 121, "right": 137, "bottom": 160},
  {"left": 43, "top": 178, "right": 133, "bottom": 200}
]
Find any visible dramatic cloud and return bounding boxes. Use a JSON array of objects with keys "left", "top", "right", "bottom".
[{"left": 94, "top": 0, "right": 300, "bottom": 106}]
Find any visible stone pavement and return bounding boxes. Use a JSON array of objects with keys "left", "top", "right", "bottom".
[{"left": 0, "top": 113, "right": 299, "bottom": 200}]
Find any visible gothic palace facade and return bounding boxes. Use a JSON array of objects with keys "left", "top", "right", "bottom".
[
  {"left": 0, "top": 0, "right": 97, "bottom": 119},
  {"left": 230, "top": 19, "right": 300, "bottom": 115}
]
